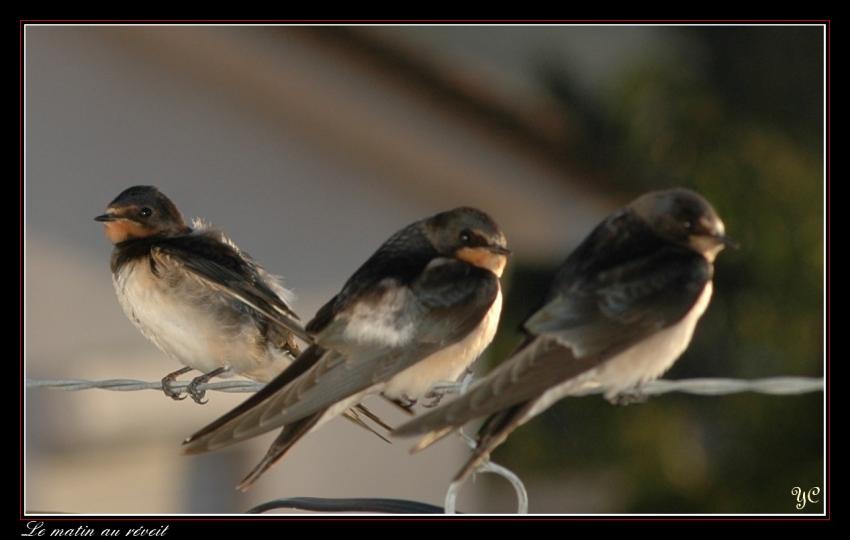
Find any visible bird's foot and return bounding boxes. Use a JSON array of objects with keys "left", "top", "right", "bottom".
[
  {"left": 423, "top": 374, "right": 473, "bottom": 407},
  {"left": 185, "top": 367, "right": 230, "bottom": 405},
  {"left": 161, "top": 367, "right": 192, "bottom": 401},
  {"left": 422, "top": 394, "right": 443, "bottom": 408},
  {"left": 423, "top": 388, "right": 451, "bottom": 408},
  {"left": 186, "top": 378, "right": 210, "bottom": 404},
  {"left": 391, "top": 396, "right": 418, "bottom": 412}
]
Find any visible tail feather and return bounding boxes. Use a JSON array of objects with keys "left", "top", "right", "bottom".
[
  {"left": 354, "top": 403, "right": 395, "bottom": 432},
  {"left": 410, "top": 427, "right": 454, "bottom": 454},
  {"left": 453, "top": 400, "right": 536, "bottom": 483},
  {"left": 342, "top": 407, "right": 391, "bottom": 444},
  {"left": 184, "top": 344, "right": 326, "bottom": 453},
  {"left": 235, "top": 403, "right": 390, "bottom": 491},
  {"left": 394, "top": 337, "right": 595, "bottom": 439},
  {"left": 235, "top": 411, "right": 323, "bottom": 491}
]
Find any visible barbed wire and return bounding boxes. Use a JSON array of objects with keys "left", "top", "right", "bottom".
[
  {"left": 25, "top": 376, "right": 824, "bottom": 396},
  {"left": 25, "top": 378, "right": 265, "bottom": 393},
  {"left": 25, "top": 375, "right": 824, "bottom": 514}
]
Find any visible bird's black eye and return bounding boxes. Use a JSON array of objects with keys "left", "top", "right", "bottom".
[
  {"left": 459, "top": 229, "right": 472, "bottom": 244},
  {"left": 682, "top": 220, "right": 693, "bottom": 231},
  {"left": 139, "top": 207, "right": 152, "bottom": 218}
]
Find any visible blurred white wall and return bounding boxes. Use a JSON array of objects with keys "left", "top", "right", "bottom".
[{"left": 24, "top": 25, "right": 629, "bottom": 514}]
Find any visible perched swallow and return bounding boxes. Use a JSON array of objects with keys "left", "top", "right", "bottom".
[
  {"left": 394, "top": 188, "right": 735, "bottom": 482},
  {"left": 95, "top": 185, "right": 311, "bottom": 403},
  {"left": 183, "top": 207, "right": 510, "bottom": 490}
]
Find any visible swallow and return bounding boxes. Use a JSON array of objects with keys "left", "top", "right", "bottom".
[
  {"left": 95, "top": 185, "right": 312, "bottom": 403},
  {"left": 394, "top": 188, "right": 735, "bottom": 483},
  {"left": 183, "top": 207, "right": 510, "bottom": 490}
]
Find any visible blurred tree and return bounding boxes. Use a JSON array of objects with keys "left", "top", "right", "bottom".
[{"left": 487, "top": 26, "right": 824, "bottom": 513}]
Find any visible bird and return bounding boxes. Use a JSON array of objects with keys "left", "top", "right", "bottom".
[
  {"left": 94, "top": 185, "right": 312, "bottom": 404},
  {"left": 394, "top": 187, "right": 736, "bottom": 483},
  {"left": 183, "top": 206, "right": 510, "bottom": 490}
]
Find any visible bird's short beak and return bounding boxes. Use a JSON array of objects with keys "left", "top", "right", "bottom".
[
  {"left": 716, "top": 234, "right": 740, "bottom": 250},
  {"left": 487, "top": 245, "right": 512, "bottom": 256},
  {"left": 94, "top": 213, "right": 117, "bottom": 222}
]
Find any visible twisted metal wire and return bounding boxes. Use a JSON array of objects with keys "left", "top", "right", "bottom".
[
  {"left": 26, "top": 376, "right": 824, "bottom": 396},
  {"left": 429, "top": 376, "right": 824, "bottom": 397},
  {"left": 25, "top": 378, "right": 264, "bottom": 393},
  {"left": 435, "top": 374, "right": 823, "bottom": 514},
  {"left": 26, "top": 375, "right": 824, "bottom": 514}
]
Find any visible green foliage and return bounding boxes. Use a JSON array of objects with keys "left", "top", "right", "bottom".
[{"left": 490, "top": 27, "right": 824, "bottom": 513}]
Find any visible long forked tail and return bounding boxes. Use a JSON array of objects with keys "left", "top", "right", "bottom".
[
  {"left": 342, "top": 405, "right": 392, "bottom": 443},
  {"left": 451, "top": 400, "right": 536, "bottom": 483},
  {"left": 236, "top": 412, "right": 323, "bottom": 491},
  {"left": 235, "top": 403, "right": 393, "bottom": 491}
]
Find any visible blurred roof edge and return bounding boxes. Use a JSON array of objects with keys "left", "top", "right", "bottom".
[{"left": 294, "top": 27, "right": 627, "bottom": 200}]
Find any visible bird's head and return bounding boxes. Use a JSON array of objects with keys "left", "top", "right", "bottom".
[
  {"left": 631, "top": 187, "right": 736, "bottom": 261},
  {"left": 95, "top": 185, "right": 189, "bottom": 244},
  {"left": 424, "top": 207, "right": 510, "bottom": 276}
]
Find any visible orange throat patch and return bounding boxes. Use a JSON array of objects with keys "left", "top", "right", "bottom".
[
  {"left": 455, "top": 247, "right": 507, "bottom": 277},
  {"left": 103, "top": 220, "right": 154, "bottom": 244}
]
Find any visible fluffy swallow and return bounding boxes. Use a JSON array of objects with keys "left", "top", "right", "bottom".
[
  {"left": 394, "top": 188, "right": 735, "bottom": 482},
  {"left": 95, "top": 185, "right": 311, "bottom": 403},
  {"left": 183, "top": 207, "right": 510, "bottom": 490}
]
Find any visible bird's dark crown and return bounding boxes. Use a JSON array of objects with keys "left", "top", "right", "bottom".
[{"left": 107, "top": 185, "right": 180, "bottom": 216}]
